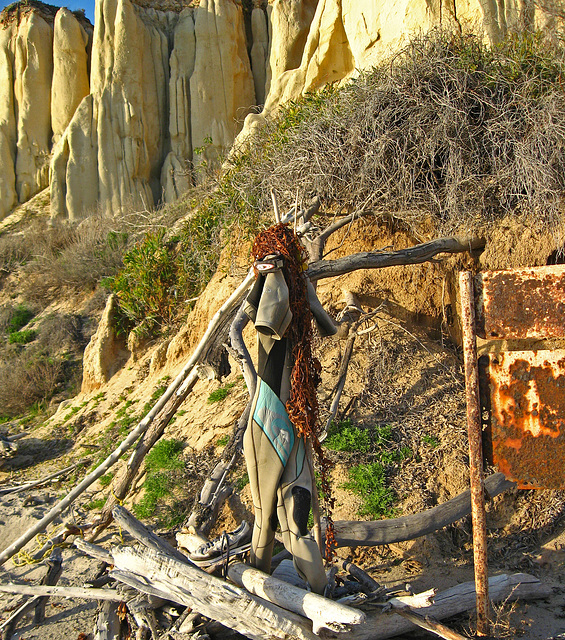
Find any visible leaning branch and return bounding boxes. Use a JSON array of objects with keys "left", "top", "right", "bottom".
[
  {"left": 307, "top": 236, "right": 485, "bottom": 281},
  {"left": 0, "top": 270, "right": 255, "bottom": 568},
  {"left": 332, "top": 472, "right": 515, "bottom": 547}
]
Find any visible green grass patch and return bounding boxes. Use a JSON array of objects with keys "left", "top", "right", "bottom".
[
  {"left": 99, "top": 473, "right": 114, "bottom": 487},
  {"left": 7, "top": 304, "right": 34, "bottom": 334},
  {"left": 8, "top": 329, "right": 37, "bottom": 344},
  {"left": 236, "top": 472, "right": 249, "bottom": 491},
  {"left": 324, "top": 419, "right": 370, "bottom": 453},
  {"left": 207, "top": 381, "right": 236, "bottom": 404},
  {"left": 343, "top": 462, "right": 396, "bottom": 518},
  {"left": 133, "top": 439, "right": 186, "bottom": 525},
  {"left": 422, "top": 434, "right": 440, "bottom": 448},
  {"left": 84, "top": 498, "right": 106, "bottom": 511},
  {"left": 340, "top": 424, "right": 411, "bottom": 518},
  {"left": 216, "top": 434, "right": 230, "bottom": 447}
]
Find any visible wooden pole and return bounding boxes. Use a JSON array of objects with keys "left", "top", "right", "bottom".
[
  {"left": 0, "top": 269, "right": 255, "bottom": 568},
  {"left": 227, "top": 562, "right": 365, "bottom": 635},
  {"left": 459, "top": 271, "right": 490, "bottom": 636}
]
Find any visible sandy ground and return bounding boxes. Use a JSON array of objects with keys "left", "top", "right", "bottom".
[{"left": 0, "top": 486, "right": 564, "bottom": 640}]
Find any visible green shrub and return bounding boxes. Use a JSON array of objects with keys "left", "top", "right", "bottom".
[
  {"left": 344, "top": 462, "right": 396, "bottom": 518},
  {"left": 324, "top": 419, "right": 370, "bottom": 453},
  {"left": 7, "top": 304, "right": 34, "bottom": 334},
  {"left": 8, "top": 329, "right": 37, "bottom": 344}
]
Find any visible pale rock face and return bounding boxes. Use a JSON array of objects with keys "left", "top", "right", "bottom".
[
  {"left": 262, "top": 0, "right": 355, "bottom": 116},
  {"left": 162, "top": 8, "right": 195, "bottom": 203},
  {"left": 51, "top": 9, "right": 90, "bottom": 143},
  {"left": 13, "top": 13, "right": 53, "bottom": 204},
  {"left": 81, "top": 294, "right": 130, "bottom": 393},
  {"left": 52, "top": 0, "right": 256, "bottom": 217},
  {"left": 0, "top": 30, "right": 17, "bottom": 219},
  {"left": 265, "top": 0, "right": 317, "bottom": 95},
  {"left": 190, "top": 0, "right": 255, "bottom": 169},
  {"left": 250, "top": 8, "right": 269, "bottom": 106}
]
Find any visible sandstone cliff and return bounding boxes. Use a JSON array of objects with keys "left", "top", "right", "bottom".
[{"left": 0, "top": 0, "right": 560, "bottom": 221}]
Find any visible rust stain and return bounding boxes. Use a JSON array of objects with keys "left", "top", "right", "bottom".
[
  {"left": 489, "top": 350, "right": 565, "bottom": 489},
  {"left": 477, "top": 265, "right": 565, "bottom": 340}
]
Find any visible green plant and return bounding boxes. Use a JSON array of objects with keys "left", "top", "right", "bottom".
[
  {"left": 207, "top": 381, "right": 236, "bottom": 404},
  {"left": 236, "top": 472, "right": 249, "bottom": 491},
  {"left": 8, "top": 329, "right": 37, "bottom": 344},
  {"left": 216, "top": 434, "right": 230, "bottom": 447},
  {"left": 145, "top": 439, "right": 184, "bottom": 472},
  {"left": 99, "top": 473, "right": 114, "bottom": 487},
  {"left": 132, "top": 439, "right": 186, "bottom": 524},
  {"left": 7, "top": 304, "right": 34, "bottom": 334},
  {"left": 84, "top": 498, "right": 106, "bottom": 511},
  {"left": 324, "top": 419, "right": 370, "bottom": 453},
  {"left": 422, "top": 434, "right": 440, "bottom": 448},
  {"left": 344, "top": 462, "right": 396, "bottom": 518}
]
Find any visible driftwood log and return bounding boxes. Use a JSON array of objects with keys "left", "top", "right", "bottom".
[
  {"left": 332, "top": 472, "right": 515, "bottom": 547},
  {"left": 227, "top": 562, "right": 365, "bottom": 634},
  {"left": 0, "top": 548, "right": 63, "bottom": 640}
]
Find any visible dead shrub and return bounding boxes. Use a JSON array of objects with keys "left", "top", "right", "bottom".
[
  {"left": 227, "top": 30, "right": 565, "bottom": 239},
  {"left": 0, "top": 352, "right": 63, "bottom": 417},
  {"left": 21, "top": 216, "right": 129, "bottom": 304},
  {"left": 0, "top": 232, "right": 32, "bottom": 277}
]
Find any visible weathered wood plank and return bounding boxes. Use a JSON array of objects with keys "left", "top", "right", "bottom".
[
  {"left": 332, "top": 472, "right": 515, "bottom": 547},
  {"left": 227, "top": 562, "right": 365, "bottom": 634},
  {"left": 110, "top": 546, "right": 318, "bottom": 640}
]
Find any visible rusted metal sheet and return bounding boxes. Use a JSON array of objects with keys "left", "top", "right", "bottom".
[
  {"left": 489, "top": 350, "right": 565, "bottom": 489},
  {"left": 477, "top": 265, "right": 565, "bottom": 340}
]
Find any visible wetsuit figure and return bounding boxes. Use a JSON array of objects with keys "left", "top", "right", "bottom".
[{"left": 243, "top": 263, "right": 336, "bottom": 594}]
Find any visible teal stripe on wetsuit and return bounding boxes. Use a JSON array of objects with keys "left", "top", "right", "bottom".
[{"left": 253, "top": 380, "right": 295, "bottom": 467}]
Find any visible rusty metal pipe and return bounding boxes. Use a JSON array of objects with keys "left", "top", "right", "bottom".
[{"left": 459, "top": 271, "right": 490, "bottom": 637}]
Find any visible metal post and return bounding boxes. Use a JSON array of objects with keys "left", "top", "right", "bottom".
[{"left": 459, "top": 271, "right": 490, "bottom": 637}]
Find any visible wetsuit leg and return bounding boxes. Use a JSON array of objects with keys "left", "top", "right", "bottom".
[
  {"left": 277, "top": 437, "right": 327, "bottom": 595},
  {"left": 244, "top": 375, "right": 295, "bottom": 574}
]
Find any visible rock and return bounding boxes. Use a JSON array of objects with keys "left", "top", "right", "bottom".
[
  {"left": 51, "top": 8, "right": 91, "bottom": 144},
  {"left": 162, "top": 8, "right": 196, "bottom": 202},
  {"left": 13, "top": 12, "right": 53, "bottom": 204},
  {"left": 0, "top": 30, "right": 17, "bottom": 220},
  {"left": 149, "top": 339, "right": 171, "bottom": 375},
  {"left": 250, "top": 8, "right": 269, "bottom": 106},
  {"left": 265, "top": 0, "right": 317, "bottom": 95},
  {"left": 190, "top": 0, "right": 255, "bottom": 170},
  {"left": 81, "top": 294, "right": 130, "bottom": 393}
]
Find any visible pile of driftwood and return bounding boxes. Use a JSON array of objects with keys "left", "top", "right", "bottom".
[
  {"left": 0, "top": 502, "right": 553, "bottom": 640},
  {"left": 0, "top": 200, "right": 554, "bottom": 639}
]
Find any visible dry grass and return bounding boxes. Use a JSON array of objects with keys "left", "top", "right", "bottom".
[{"left": 228, "top": 30, "right": 565, "bottom": 239}]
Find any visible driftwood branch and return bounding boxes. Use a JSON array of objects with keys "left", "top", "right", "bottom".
[
  {"left": 92, "top": 370, "right": 198, "bottom": 539},
  {"left": 93, "top": 601, "right": 124, "bottom": 640},
  {"left": 0, "top": 583, "right": 122, "bottom": 601},
  {"left": 0, "top": 548, "right": 63, "bottom": 640},
  {"left": 332, "top": 472, "right": 515, "bottom": 547},
  {"left": 227, "top": 562, "right": 365, "bottom": 635},
  {"left": 112, "top": 505, "right": 189, "bottom": 564},
  {"left": 307, "top": 236, "right": 485, "bottom": 281},
  {"left": 392, "top": 607, "right": 469, "bottom": 640},
  {"left": 0, "top": 459, "right": 91, "bottom": 496}
]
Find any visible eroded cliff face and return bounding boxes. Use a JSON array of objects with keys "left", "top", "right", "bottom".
[
  {"left": 0, "top": 0, "right": 559, "bottom": 221},
  {"left": 0, "top": 4, "right": 92, "bottom": 219}
]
